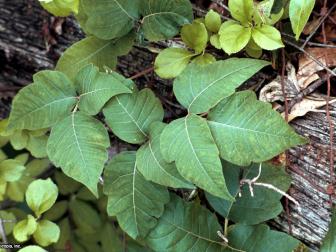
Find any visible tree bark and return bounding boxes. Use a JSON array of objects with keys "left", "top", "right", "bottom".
[{"left": 0, "top": 1, "right": 335, "bottom": 250}]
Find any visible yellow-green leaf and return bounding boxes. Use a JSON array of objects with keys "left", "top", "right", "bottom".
[
  {"left": 13, "top": 214, "right": 37, "bottom": 242},
  {"left": 33, "top": 220, "right": 60, "bottom": 247},
  {"left": 181, "top": 21, "right": 208, "bottom": 53},
  {"left": 205, "top": 9, "right": 222, "bottom": 33},
  {"left": 252, "top": 25, "right": 284, "bottom": 50}
]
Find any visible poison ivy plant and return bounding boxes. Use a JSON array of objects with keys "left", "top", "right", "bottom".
[{"left": 4, "top": 0, "right": 316, "bottom": 250}]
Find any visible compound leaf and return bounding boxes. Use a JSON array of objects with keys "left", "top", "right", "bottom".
[
  {"left": 8, "top": 71, "right": 77, "bottom": 131},
  {"left": 141, "top": 0, "right": 193, "bottom": 41},
  {"left": 207, "top": 91, "right": 307, "bottom": 166},
  {"left": 26, "top": 178, "right": 58, "bottom": 218},
  {"left": 154, "top": 48, "right": 194, "bottom": 79},
  {"left": 136, "top": 122, "right": 194, "bottom": 189},
  {"left": 173, "top": 58, "right": 269, "bottom": 113},
  {"left": 146, "top": 195, "right": 227, "bottom": 252},
  {"left": 76, "top": 64, "right": 132, "bottom": 115},
  {"left": 181, "top": 21, "right": 208, "bottom": 53},
  {"left": 79, "top": 0, "right": 140, "bottom": 40},
  {"left": 289, "top": 0, "right": 315, "bottom": 40},
  {"left": 47, "top": 112, "right": 109, "bottom": 196},
  {"left": 251, "top": 24, "right": 284, "bottom": 50},
  {"left": 56, "top": 33, "right": 134, "bottom": 81},
  {"left": 104, "top": 152, "right": 169, "bottom": 239},
  {"left": 160, "top": 114, "right": 232, "bottom": 200},
  {"left": 206, "top": 161, "right": 291, "bottom": 225},
  {"left": 226, "top": 224, "right": 300, "bottom": 251},
  {"left": 103, "top": 88, "right": 164, "bottom": 144}
]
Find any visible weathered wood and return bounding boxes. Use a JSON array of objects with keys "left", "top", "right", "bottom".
[{"left": 0, "top": 1, "right": 335, "bottom": 250}]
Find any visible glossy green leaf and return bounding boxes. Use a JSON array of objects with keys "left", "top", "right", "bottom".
[
  {"left": 206, "top": 162, "right": 291, "bottom": 225},
  {"left": 40, "top": 0, "right": 79, "bottom": 16},
  {"left": 8, "top": 71, "right": 77, "bottom": 131},
  {"left": 226, "top": 224, "right": 300, "bottom": 251},
  {"left": 154, "top": 48, "right": 194, "bottom": 79},
  {"left": 228, "top": 0, "right": 254, "bottom": 24},
  {"left": 147, "top": 195, "right": 226, "bottom": 251},
  {"left": 75, "top": 64, "right": 132, "bottom": 115},
  {"left": 181, "top": 21, "right": 208, "bottom": 53},
  {"left": 160, "top": 114, "right": 232, "bottom": 200},
  {"left": 69, "top": 199, "right": 102, "bottom": 234},
  {"left": 18, "top": 246, "right": 47, "bottom": 252},
  {"left": 26, "top": 178, "right": 58, "bottom": 217},
  {"left": 0, "top": 211, "right": 16, "bottom": 235},
  {"left": 140, "top": 0, "right": 193, "bottom": 41},
  {"left": 205, "top": 10, "right": 221, "bottom": 33},
  {"left": 103, "top": 88, "right": 164, "bottom": 144},
  {"left": 0, "top": 159, "right": 25, "bottom": 183},
  {"left": 289, "top": 0, "right": 315, "bottom": 40},
  {"left": 47, "top": 112, "right": 109, "bottom": 196},
  {"left": 80, "top": 0, "right": 140, "bottom": 40},
  {"left": 104, "top": 152, "right": 169, "bottom": 239},
  {"left": 207, "top": 91, "right": 307, "bottom": 166},
  {"left": 33, "top": 220, "right": 60, "bottom": 246},
  {"left": 321, "top": 208, "right": 336, "bottom": 252},
  {"left": 219, "top": 21, "right": 252, "bottom": 54},
  {"left": 136, "top": 122, "right": 194, "bottom": 189},
  {"left": 56, "top": 33, "right": 134, "bottom": 81},
  {"left": 210, "top": 34, "right": 221, "bottom": 49},
  {"left": 252, "top": 24, "right": 284, "bottom": 50},
  {"left": 13, "top": 214, "right": 37, "bottom": 242},
  {"left": 43, "top": 200, "right": 68, "bottom": 221},
  {"left": 173, "top": 58, "right": 269, "bottom": 113},
  {"left": 192, "top": 53, "right": 216, "bottom": 65}
]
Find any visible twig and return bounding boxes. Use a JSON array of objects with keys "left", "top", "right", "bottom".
[
  {"left": 284, "top": 39, "right": 336, "bottom": 77},
  {"left": 130, "top": 66, "right": 154, "bottom": 80},
  {"left": 281, "top": 33, "right": 336, "bottom": 48},
  {"left": 301, "top": 3, "right": 336, "bottom": 49}
]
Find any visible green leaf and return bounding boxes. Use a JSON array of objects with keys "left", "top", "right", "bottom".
[
  {"left": 69, "top": 199, "right": 102, "bottom": 234},
  {"left": 100, "top": 223, "right": 123, "bottom": 252},
  {"left": 181, "top": 21, "right": 208, "bottom": 53},
  {"left": 0, "top": 211, "right": 16, "bottom": 235},
  {"left": 8, "top": 71, "right": 77, "bottom": 131},
  {"left": 26, "top": 178, "right": 58, "bottom": 217},
  {"left": 80, "top": 0, "right": 140, "bottom": 40},
  {"left": 219, "top": 21, "right": 252, "bottom": 54},
  {"left": 7, "top": 175, "right": 33, "bottom": 202},
  {"left": 54, "top": 171, "right": 81, "bottom": 195},
  {"left": 154, "top": 48, "right": 194, "bottom": 79},
  {"left": 226, "top": 224, "right": 300, "bottom": 251},
  {"left": 173, "top": 58, "right": 269, "bottom": 113},
  {"left": 140, "top": 0, "right": 193, "bottom": 41},
  {"left": 205, "top": 10, "right": 222, "bottom": 33},
  {"left": 136, "top": 122, "right": 194, "bottom": 189},
  {"left": 321, "top": 208, "right": 336, "bottom": 252},
  {"left": 26, "top": 134, "right": 48, "bottom": 158},
  {"left": 33, "top": 220, "right": 60, "bottom": 247},
  {"left": 56, "top": 33, "right": 134, "bottom": 81},
  {"left": 13, "top": 214, "right": 37, "bottom": 242},
  {"left": 103, "top": 152, "right": 169, "bottom": 239},
  {"left": 245, "top": 39, "right": 263, "bottom": 58},
  {"left": 289, "top": 0, "right": 315, "bottom": 40},
  {"left": 9, "top": 131, "right": 29, "bottom": 150},
  {"left": 252, "top": 24, "right": 284, "bottom": 50},
  {"left": 228, "top": 0, "right": 254, "bottom": 24},
  {"left": 160, "top": 114, "right": 232, "bottom": 200},
  {"left": 53, "top": 218, "right": 71, "bottom": 250},
  {"left": 103, "top": 88, "right": 164, "bottom": 144},
  {"left": 47, "top": 112, "right": 109, "bottom": 196},
  {"left": 147, "top": 195, "right": 226, "bottom": 251},
  {"left": 75, "top": 64, "right": 132, "bottom": 115},
  {"left": 207, "top": 91, "right": 307, "bottom": 166},
  {"left": 43, "top": 200, "right": 68, "bottom": 222},
  {"left": 210, "top": 34, "right": 221, "bottom": 49},
  {"left": 25, "top": 159, "right": 50, "bottom": 177},
  {"left": 192, "top": 53, "right": 216, "bottom": 65},
  {"left": 40, "top": 0, "right": 79, "bottom": 16},
  {"left": 0, "top": 159, "right": 25, "bottom": 183},
  {"left": 206, "top": 162, "right": 291, "bottom": 225},
  {"left": 18, "top": 246, "right": 47, "bottom": 252}
]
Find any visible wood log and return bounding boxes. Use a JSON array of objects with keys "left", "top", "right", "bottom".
[{"left": 0, "top": 1, "right": 335, "bottom": 250}]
